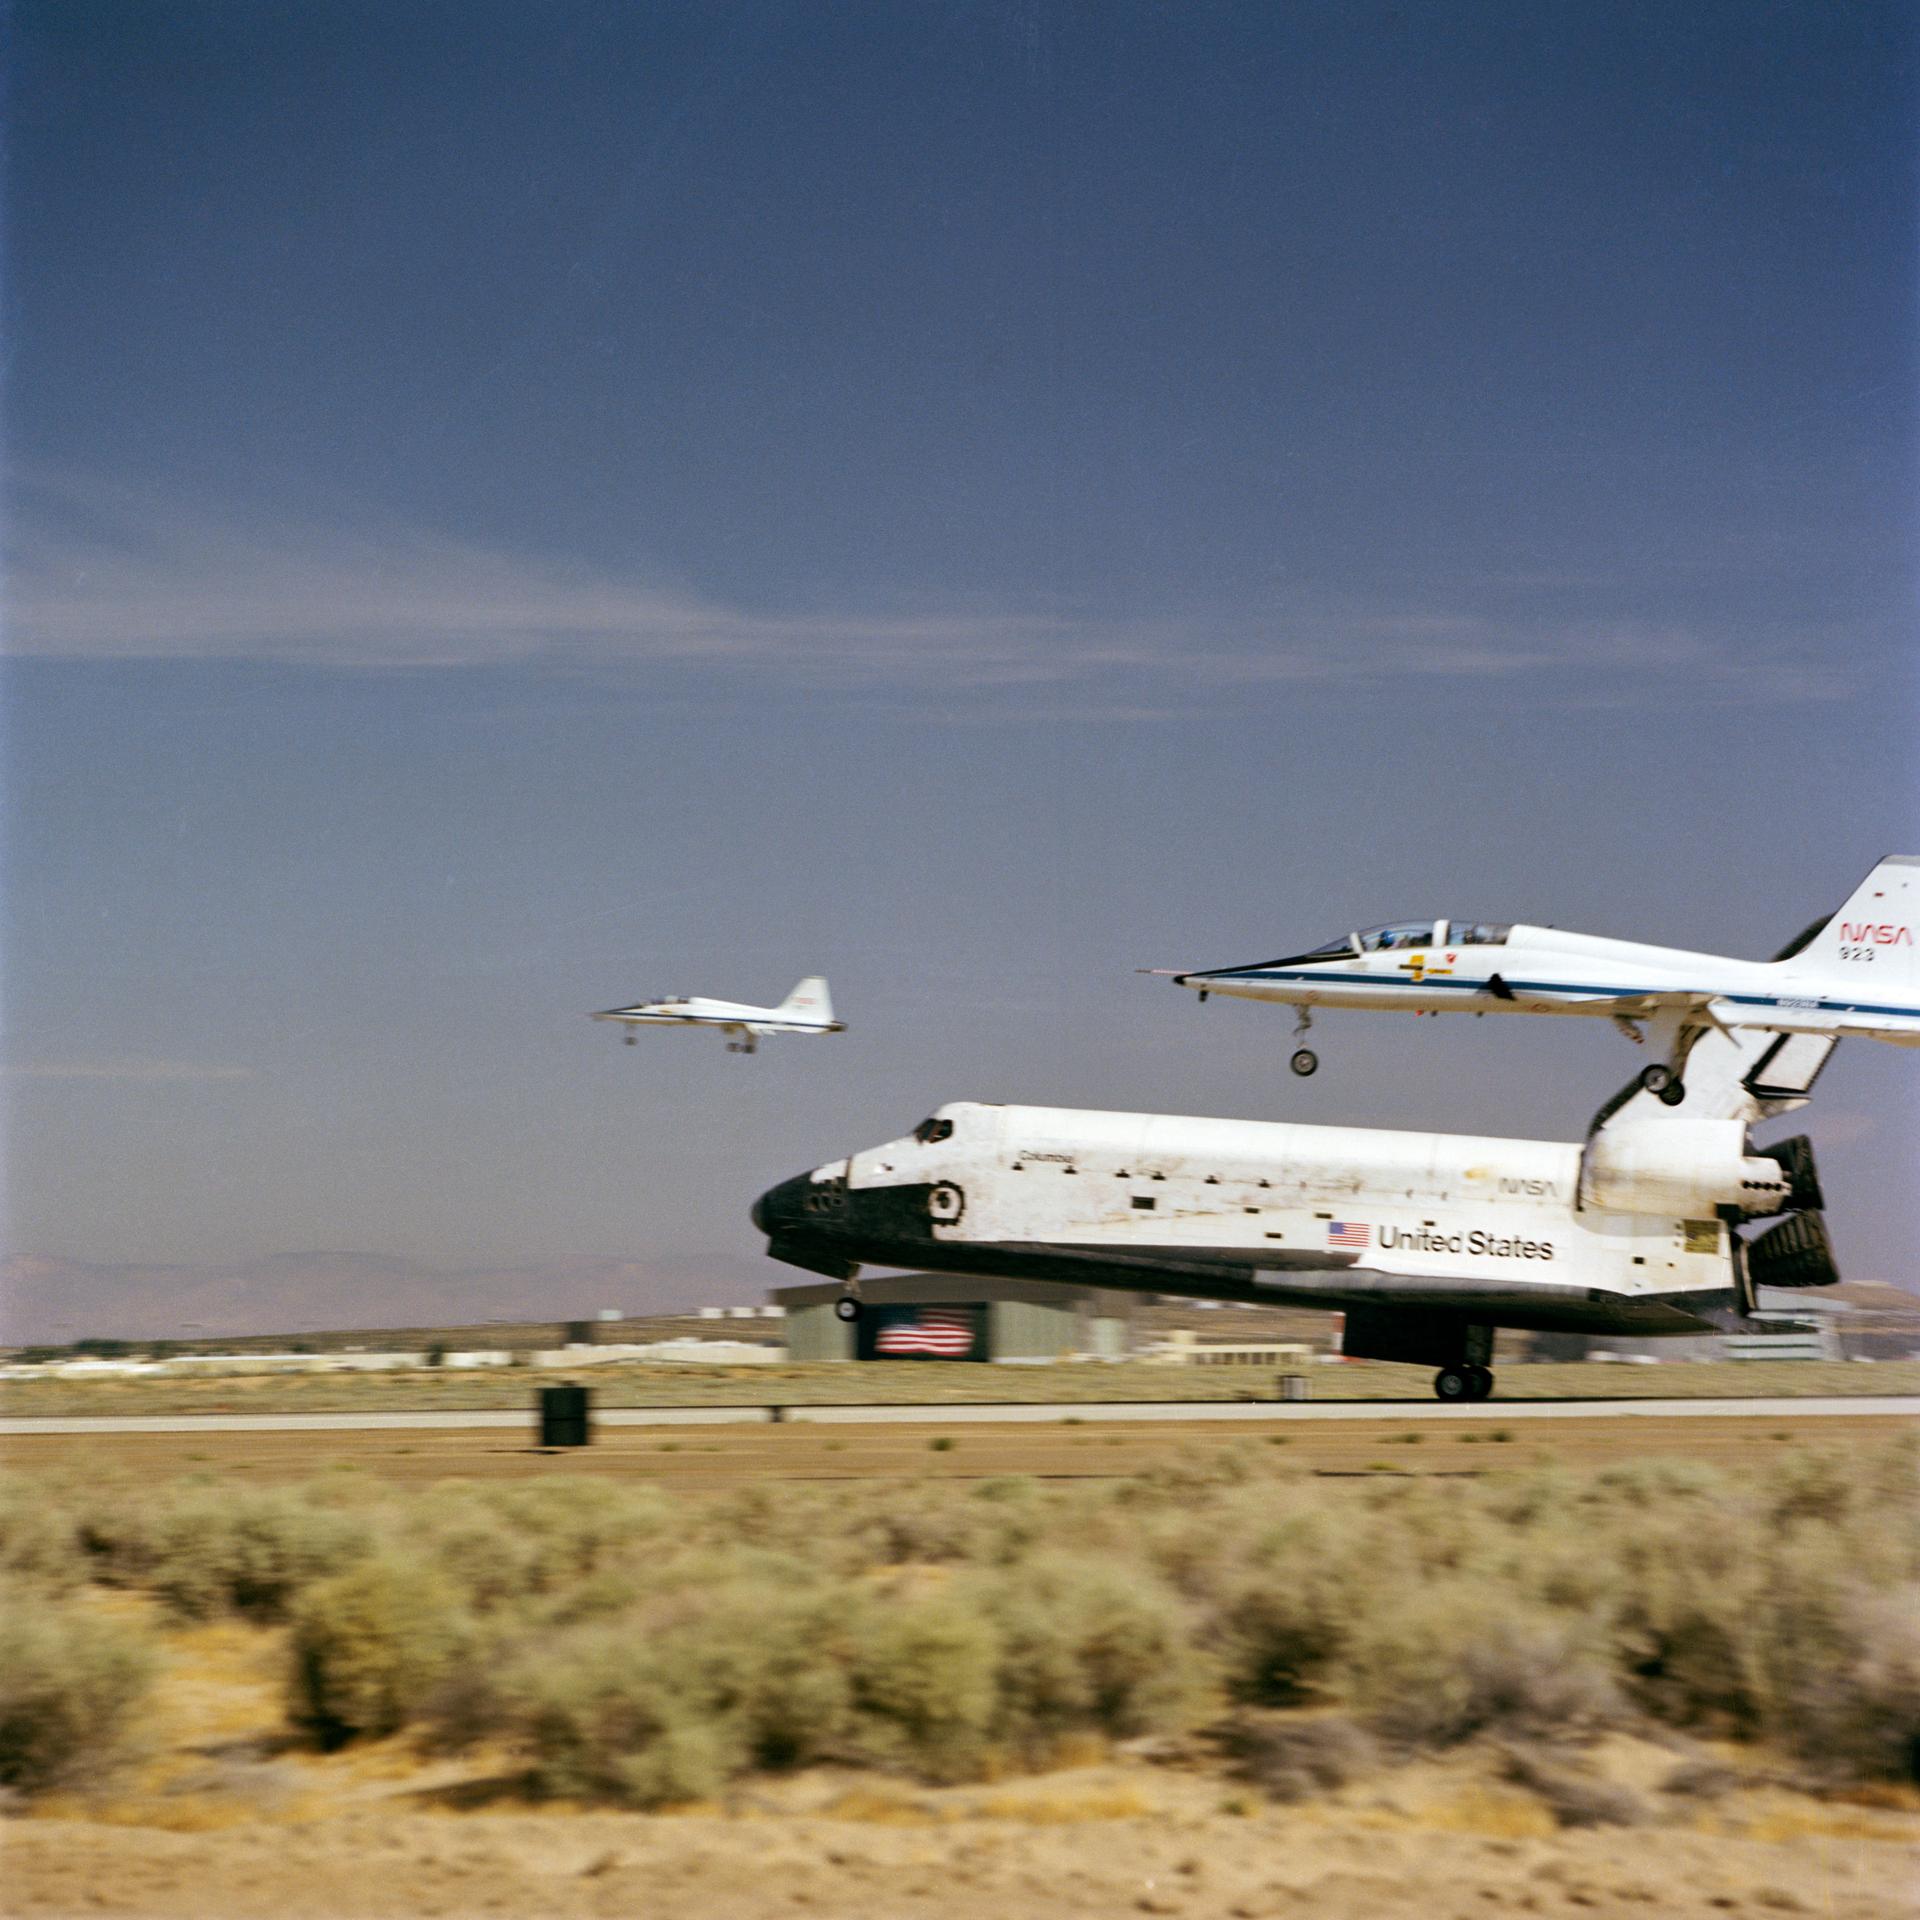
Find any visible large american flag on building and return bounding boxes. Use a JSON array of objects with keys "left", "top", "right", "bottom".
[
  {"left": 1327, "top": 1221, "right": 1371, "bottom": 1249},
  {"left": 873, "top": 1308, "right": 978, "bottom": 1357}
]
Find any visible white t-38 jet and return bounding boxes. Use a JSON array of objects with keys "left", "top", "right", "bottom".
[
  {"left": 1153, "top": 856, "right": 1919, "bottom": 1104},
  {"left": 590, "top": 975, "right": 843, "bottom": 1054}
]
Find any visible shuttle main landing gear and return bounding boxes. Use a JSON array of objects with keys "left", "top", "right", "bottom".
[
  {"left": 834, "top": 1281, "right": 863, "bottom": 1323},
  {"left": 1289, "top": 1009, "right": 1318, "bottom": 1077},
  {"left": 1433, "top": 1365, "right": 1494, "bottom": 1402}
]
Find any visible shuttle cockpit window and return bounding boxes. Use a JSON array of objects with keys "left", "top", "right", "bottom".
[
  {"left": 1450, "top": 922, "right": 1511, "bottom": 947},
  {"left": 1358, "top": 923, "right": 1435, "bottom": 952},
  {"left": 913, "top": 1117, "right": 954, "bottom": 1144}
]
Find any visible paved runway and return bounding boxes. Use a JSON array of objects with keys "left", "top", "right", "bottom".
[{"left": 4, "top": 1395, "right": 1915, "bottom": 1435}]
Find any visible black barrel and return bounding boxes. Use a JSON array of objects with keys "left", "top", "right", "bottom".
[{"left": 538, "top": 1383, "right": 593, "bottom": 1447}]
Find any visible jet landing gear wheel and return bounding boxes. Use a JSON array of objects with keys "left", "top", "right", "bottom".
[
  {"left": 833, "top": 1295, "right": 862, "bottom": 1324},
  {"left": 1289, "top": 1009, "right": 1317, "bottom": 1077},
  {"left": 1434, "top": 1366, "right": 1494, "bottom": 1401},
  {"left": 1465, "top": 1365, "right": 1494, "bottom": 1400},
  {"left": 1638, "top": 1062, "right": 1682, "bottom": 1097},
  {"left": 1656, "top": 1080, "right": 1687, "bottom": 1107}
]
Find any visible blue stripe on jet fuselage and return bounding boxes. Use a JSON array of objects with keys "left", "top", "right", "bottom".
[{"left": 1198, "top": 969, "right": 1920, "bottom": 1023}]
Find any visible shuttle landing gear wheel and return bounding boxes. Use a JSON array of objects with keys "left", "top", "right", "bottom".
[
  {"left": 1434, "top": 1367, "right": 1472, "bottom": 1401},
  {"left": 1290, "top": 1048, "right": 1319, "bottom": 1077},
  {"left": 833, "top": 1295, "right": 861, "bottom": 1324},
  {"left": 1656, "top": 1080, "right": 1687, "bottom": 1106},
  {"left": 1464, "top": 1365, "right": 1494, "bottom": 1400}
]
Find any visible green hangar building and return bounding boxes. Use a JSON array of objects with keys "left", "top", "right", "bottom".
[{"left": 774, "top": 1274, "right": 1136, "bottom": 1363}]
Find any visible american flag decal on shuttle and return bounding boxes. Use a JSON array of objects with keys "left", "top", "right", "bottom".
[{"left": 1327, "top": 1222, "right": 1371, "bottom": 1249}]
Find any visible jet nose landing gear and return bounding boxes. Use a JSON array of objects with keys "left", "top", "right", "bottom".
[{"left": 1288, "top": 1009, "right": 1318, "bottom": 1076}]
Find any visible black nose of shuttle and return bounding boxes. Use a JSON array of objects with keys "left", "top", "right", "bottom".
[{"left": 750, "top": 1172, "right": 809, "bottom": 1240}]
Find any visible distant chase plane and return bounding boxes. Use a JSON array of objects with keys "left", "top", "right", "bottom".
[{"left": 590, "top": 976, "right": 843, "bottom": 1054}]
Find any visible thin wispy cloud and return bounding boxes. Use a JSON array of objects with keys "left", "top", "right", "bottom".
[
  {"left": 4, "top": 1058, "right": 254, "bottom": 1083},
  {"left": 5, "top": 471, "right": 1852, "bottom": 705}
]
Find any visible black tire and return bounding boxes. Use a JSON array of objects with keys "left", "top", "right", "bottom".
[
  {"left": 1433, "top": 1367, "right": 1471, "bottom": 1401},
  {"left": 1290, "top": 1048, "right": 1319, "bottom": 1078},
  {"left": 834, "top": 1296, "right": 861, "bottom": 1323},
  {"left": 1657, "top": 1080, "right": 1687, "bottom": 1107},
  {"left": 1466, "top": 1365, "right": 1495, "bottom": 1401},
  {"left": 1638, "top": 1063, "right": 1673, "bottom": 1094}
]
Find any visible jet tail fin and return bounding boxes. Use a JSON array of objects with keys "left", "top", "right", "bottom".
[
  {"left": 1795, "top": 856, "right": 1918, "bottom": 990},
  {"left": 778, "top": 975, "right": 834, "bottom": 1022}
]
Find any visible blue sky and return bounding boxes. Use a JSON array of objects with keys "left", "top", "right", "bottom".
[{"left": 5, "top": 3, "right": 1916, "bottom": 1333}]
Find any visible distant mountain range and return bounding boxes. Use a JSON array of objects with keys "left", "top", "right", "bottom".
[{"left": 0, "top": 1250, "right": 765, "bottom": 1347}]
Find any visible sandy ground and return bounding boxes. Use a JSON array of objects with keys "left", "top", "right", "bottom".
[
  {"left": 7, "top": 1421, "right": 1915, "bottom": 1918},
  {"left": 11, "top": 1770, "right": 1918, "bottom": 1919},
  {"left": 3, "top": 1409, "right": 1911, "bottom": 1488},
  {"left": 7, "top": 1607, "right": 1916, "bottom": 1920},
  {"left": 7, "top": 1583, "right": 1919, "bottom": 1920}
]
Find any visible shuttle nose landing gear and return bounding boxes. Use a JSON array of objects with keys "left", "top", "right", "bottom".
[
  {"left": 1433, "top": 1365, "right": 1494, "bottom": 1402},
  {"left": 833, "top": 1280, "right": 863, "bottom": 1323},
  {"left": 1288, "top": 1009, "right": 1318, "bottom": 1077}
]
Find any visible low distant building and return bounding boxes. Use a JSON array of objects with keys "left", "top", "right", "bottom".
[
  {"left": 535, "top": 1338, "right": 779, "bottom": 1367},
  {"left": 773, "top": 1274, "right": 1135, "bottom": 1363},
  {"left": 1143, "top": 1328, "right": 1314, "bottom": 1368}
]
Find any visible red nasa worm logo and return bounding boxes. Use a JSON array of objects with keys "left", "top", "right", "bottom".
[{"left": 1840, "top": 923, "right": 1912, "bottom": 944}]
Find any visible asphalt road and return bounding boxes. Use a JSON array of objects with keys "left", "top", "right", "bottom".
[{"left": 4, "top": 1395, "right": 1915, "bottom": 1435}]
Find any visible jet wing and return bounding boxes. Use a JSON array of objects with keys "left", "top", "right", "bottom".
[
  {"left": 1551, "top": 988, "right": 1720, "bottom": 1018},
  {"left": 1560, "top": 988, "right": 1836, "bottom": 1035}
]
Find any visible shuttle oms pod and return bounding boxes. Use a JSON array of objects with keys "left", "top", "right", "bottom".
[{"left": 752, "top": 1031, "right": 1839, "bottom": 1401}]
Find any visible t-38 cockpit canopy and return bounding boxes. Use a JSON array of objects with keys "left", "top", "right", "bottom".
[
  {"left": 1354, "top": 920, "right": 1513, "bottom": 951},
  {"left": 1280, "top": 919, "right": 1518, "bottom": 962}
]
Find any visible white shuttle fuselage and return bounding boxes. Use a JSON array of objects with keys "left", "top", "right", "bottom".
[{"left": 753, "top": 1096, "right": 1833, "bottom": 1398}]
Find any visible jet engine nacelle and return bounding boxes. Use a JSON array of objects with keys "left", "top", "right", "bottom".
[{"left": 1578, "top": 1117, "right": 1799, "bottom": 1219}]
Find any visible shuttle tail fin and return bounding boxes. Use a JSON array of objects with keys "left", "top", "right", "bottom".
[
  {"left": 778, "top": 975, "right": 834, "bottom": 1023},
  {"left": 1796, "top": 856, "right": 1919, "bottom": 990}
]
